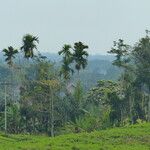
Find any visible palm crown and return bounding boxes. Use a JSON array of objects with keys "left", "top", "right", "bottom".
[
  {"left": 73, "top": 42, "right": 89, "bottom": 72},
  {"left": 3, "top": 46, "right": 18, "bottom": 67},
  {"left": 21, "top": 34, "right": 39, "bottom": 58},
  {"left": 58, "top": 44, "right": 73, "bottom": 80}
]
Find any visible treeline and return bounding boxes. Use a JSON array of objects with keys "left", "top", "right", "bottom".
[{"left": 0, "top": 32, "right": 149, "bottom": 136}]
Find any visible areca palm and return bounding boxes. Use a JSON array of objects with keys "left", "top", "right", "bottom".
[
  {"left": 2, "top": 46, "right": 18, "bottom": 134},
  {"left": 58, "top": 44, "right": 72, "bottom": 59},
  {"left": 73, "top": 42, "right": 89, "bottom": 74},
  {"left": 21, "top": 34, "right": 39, "bottom": 58},
  {"left": 3, "top": 46, "right": 18, "bottom": 67},
  {"left": 58, "top": 44, "right": 73, "bottom": 80},
  {"left": 60, "top": 58, "right": 74, "bottom": 80},
  {"left": 71, "top": 42, "right": 88, "bottom": 119}
]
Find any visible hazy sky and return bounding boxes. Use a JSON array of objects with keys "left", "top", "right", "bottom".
[{"left": 0, "top": 0, "right": 150, "bottom": 54}]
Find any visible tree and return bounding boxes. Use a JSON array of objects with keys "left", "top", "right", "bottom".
[
  {"left": 132, "top": 32, "right": 150, "bottom": 122},
  {"left": 58, "top": 44, "right": 72, "bottom": 59},
  {"left": 3, "top": 46, "right": 18, "bottom": 67},
  {"left": 2, "top": 46, "right": 18, "bottom": 134},
  {"left": 86, "top": 80, "right": 122, "bottom": 126},
  {"left": 108, "top": 33, "right": 150, "bottom": 123},
  {"left": 21, "top": 34, "right": 39, "bottom": 59},
  {"left": 108, "top": 39, "right": 130, "bottom": 68},
  {"left": 19, "top": 60, "right": 62, "bottom": 136},
  {"left": 73, "top": 42, "right": 89, "bottom": 75},
  {"left": 71, "top": 42, "right": 89, "bottom": 119},
  {"left": 58, "top": 44, "right": 73, "bottom": 80}
]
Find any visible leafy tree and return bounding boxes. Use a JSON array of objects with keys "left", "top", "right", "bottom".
[
  {"left": 86, "top": 80, "right": 122, "bottom": 126},
  {"left": 108, "top": 32, "right": 150, "bottom": 123},
  {"left": 20, "top": 60, "right": 62, "bottom": 136},
  {"left": 132, "top": 32, "right": 150, "bottom": 121},
  {"left": 108, "top": 39, "right": 130, "bottom": 68}
]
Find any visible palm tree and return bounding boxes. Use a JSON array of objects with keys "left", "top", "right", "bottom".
[
  {"left": 21, "top": 34, "right": 39, "bottom": 58},
  {"left": 73, "top": 42, "right": 89, "bottom": 75},
  {"left": 58, "top": 44, "right": 73, "bottom": 80},
  {"left": 58, "top": 44, "right": 74, "bottom": 123},
  {"left": 58, "top": 44, "right": 72, "bottom": 59},
  {"left": 3, "top": 46, "right": 18, "bottom": 67},
  {"left": 3, "top": 46, "right": 18, "bottom": 85},
  {"left": 2, "top": 46, "right": 18, "bottom": 134},
  {"left": 72, "top": 42, "right": 89, "bottom": 117},
  {"left": 60, "top": 58, "right": 74, "bottom": 80}
]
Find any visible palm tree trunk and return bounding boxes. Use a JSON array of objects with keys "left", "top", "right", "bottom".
[
  {"left": 11, "top": 67, "right": 14, "bottom": 102},
  {"left": 129, "top": 95, "right": 133, "bottom": 124},
  {"left": 50, "top": 87, "right": 54, "bottom": 137},
  {"left": 4, "top": 83, "right": 7, "bottom": 134},
  {"left": 148, "top": 94, "right": 150, "bottom": 122}
]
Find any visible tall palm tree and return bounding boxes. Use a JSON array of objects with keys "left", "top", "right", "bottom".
[
  {"left": 58, "top": 44, "right": 74, "bottom": 123},
  {"left": 3, "top": 46, "right": 18, "bottom": 90},
  {"left": 2, "top": 46, "right": 18, "bottom": 134},
  {"left": 21, "top": 34, "right": 39, "bottom": 58},
  {"left": 73, "top": 42, "right": 89, "bottom": 75},
  {"left": 72, "top": 42, "right": 89, "bottom": 115}
]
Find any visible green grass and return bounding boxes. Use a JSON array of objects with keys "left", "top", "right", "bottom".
[{"left": 0, "top": 123, "right": 150, "bottom": 150}]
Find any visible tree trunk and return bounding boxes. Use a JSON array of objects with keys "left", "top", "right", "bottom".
[
  {"left": 50, "top": 88, "right": 54, "bottom": 137},
  {"left": 4, "top": 83, "right": 7, "bottom": 134},
  {"left": 148, "top": 94, "right": 150, "bottom": 122},
  {"left": 129, "top": 95, "right": 134, "bottom": 124}
]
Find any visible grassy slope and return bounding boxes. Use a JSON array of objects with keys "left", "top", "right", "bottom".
[{"left": 0, "top": 123, "right": 149, "bottom": 150}]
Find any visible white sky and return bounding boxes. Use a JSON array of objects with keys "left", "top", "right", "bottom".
[{"left": 0, "top": 0, "right": 150, "bottom": 54}]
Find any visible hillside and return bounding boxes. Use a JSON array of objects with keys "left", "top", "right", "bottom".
[
  {"left": 40, "top": 53, "right": 121, "bottom": 90},
  {"left": 0, "top": 123, "right": 149, "bottom": 150},
  {"left": 0, "top": 53, "right": 121, "bottom": 91}
]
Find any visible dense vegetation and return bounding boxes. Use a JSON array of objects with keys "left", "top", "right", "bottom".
[
  {"left": 0, "top": 123, "right": 149, "bottom": 150},
  {"left": 0, "top": 31, "right": 149, "bottom": 139}
]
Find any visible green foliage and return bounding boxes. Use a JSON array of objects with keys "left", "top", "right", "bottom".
[
  {"left": 0, "top": 123, "right": 149, "bottom": 150},
  {"left": 107, "top": 31, "right": 150, "bottom": 124},
  {"left": 21, "top": 34, "right": 39, "bottom": 58},
  {"left": 19, "top": 60, "right": 62, "bottom": 135},
  {"left": 3, "top": 46, "right": 18, "bottom": 67},
  {"left": 58, "top": 42, "right": 89, "bottom": 79},
  {"left": 58, "top": 44, "right": 74, "bottom": 80},
  {"left": 73, "top": 81, "right": 84, "bottom": 103},
  {"left": 75, "top": 114, "right": 101, "bottom": 132},
  {"left": 73, "top": 42, "right": 89, "bottom": 73},
  {"left": 108, "top": 39, "right": 130, "bottom": 68},
  {"left": 0, "top": 32, "right": 150, "bottom": 138}
]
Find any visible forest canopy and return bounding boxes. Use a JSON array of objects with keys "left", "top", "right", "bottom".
[{"left": 0, "top": 31, "right": 149, "bottom": 136}]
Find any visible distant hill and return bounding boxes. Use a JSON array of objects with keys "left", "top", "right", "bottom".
[
  {"left": 42, "top": 53, "right": 120, "bottom": 90},
  {"left": 72, "top": 59, "right": 121, "bottom": 90},
  {"left": 88, "top": 54, "right": 115, "bottom": 61},
  {"left": 42, "top": 52, "right": 115, "bottom": 62},
  {"left": 0, "top": 52, "right": 120, "bottom": 91}
]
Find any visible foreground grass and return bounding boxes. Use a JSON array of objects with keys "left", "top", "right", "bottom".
[{"left": 0, "top": 123, "right": 149, "bottom": 150}]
